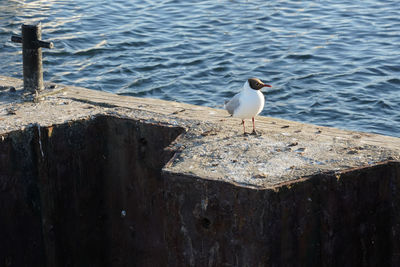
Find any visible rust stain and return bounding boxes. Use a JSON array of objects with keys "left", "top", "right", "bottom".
[{"left": 47, "top": 126, "right": 53, "bottom": 138}]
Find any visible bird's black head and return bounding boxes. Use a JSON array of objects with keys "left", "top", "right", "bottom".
[{"left": 248, "top": 78, "right": 272, "bottom": 90}]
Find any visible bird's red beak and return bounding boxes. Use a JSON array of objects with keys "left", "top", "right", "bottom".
[{"left": 263, "top": 83, "right": 272, "bottom": 88}]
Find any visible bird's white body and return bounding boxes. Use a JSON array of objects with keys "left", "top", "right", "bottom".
[
  {"left": 230, "top": 81, "right": 265, "bottom": 119},
  {"left": 225, "top": 78, "right": 270, "bottom": 134}
]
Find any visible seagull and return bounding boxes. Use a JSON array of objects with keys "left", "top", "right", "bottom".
[{"left": 225, "top": 78, "right": 271, "bottom": 135}]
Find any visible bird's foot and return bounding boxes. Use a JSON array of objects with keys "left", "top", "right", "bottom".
[
  {"left": 251, "top": 130, "right": 260, "bottom": 136},
  {"left": 243, "top": 132, "right": 249, "bottom": 136}
]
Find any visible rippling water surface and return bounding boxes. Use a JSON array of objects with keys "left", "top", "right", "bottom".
[{"left": 1, "top": 0, "right": 399, "bottom": 137}]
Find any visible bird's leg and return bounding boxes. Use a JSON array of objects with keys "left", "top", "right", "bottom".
[
  {"left": 251, "top": 117, "right": 257, "bottom": 135},
  {"left": 242, "top": 120, "right": 246, "bottom": 135}
]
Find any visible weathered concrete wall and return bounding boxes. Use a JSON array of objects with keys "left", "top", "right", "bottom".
[
  {"left": 1, "top": 75, "right": 400, "bottom": 266},
  {"left": 162, "top": 162, "right": 400, "bottom": 266},
  {"left": 1, "top": 119, "right": 399, "bottom": 266},
  {"left": 36, "top": 116, "right": 184, "bottom": 266},
  {"left": 1, "top": 116, "right": 184, "bottom": 266},
  {"left": 0, "top": 128, "right": 44, "bottom": 267}
]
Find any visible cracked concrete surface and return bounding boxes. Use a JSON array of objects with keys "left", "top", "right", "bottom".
[{"left": 1, "top": 75, "right": 399, "bottom": 189}]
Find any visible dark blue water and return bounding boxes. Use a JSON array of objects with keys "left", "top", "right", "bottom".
[{"left": 1, "top": 0, "right": 399, "bottom": 137}]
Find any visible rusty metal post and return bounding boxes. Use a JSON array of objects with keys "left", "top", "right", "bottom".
[{"left": 11, "top": 23, "right": 53, "bottom": 92}]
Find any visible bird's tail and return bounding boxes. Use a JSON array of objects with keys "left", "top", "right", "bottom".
[
  {"left": 222, "top": 100, "right": 229, "bottom": 109},
  {"left": 213, "top": 102, "right": 227, "bottom": 109}
]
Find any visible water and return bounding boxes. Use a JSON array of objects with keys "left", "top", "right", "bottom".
[{"left": 1, "top": 0, "right": 399, "bottom": 137}]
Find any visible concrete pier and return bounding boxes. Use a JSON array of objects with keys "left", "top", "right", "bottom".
[{"left": 1, "top": 75, "right": 400, "bottom": 266}]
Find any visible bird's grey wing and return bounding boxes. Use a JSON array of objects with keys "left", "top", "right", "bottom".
[{"left": 225, "top": 94, "right": 241, "bottom": 115}]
